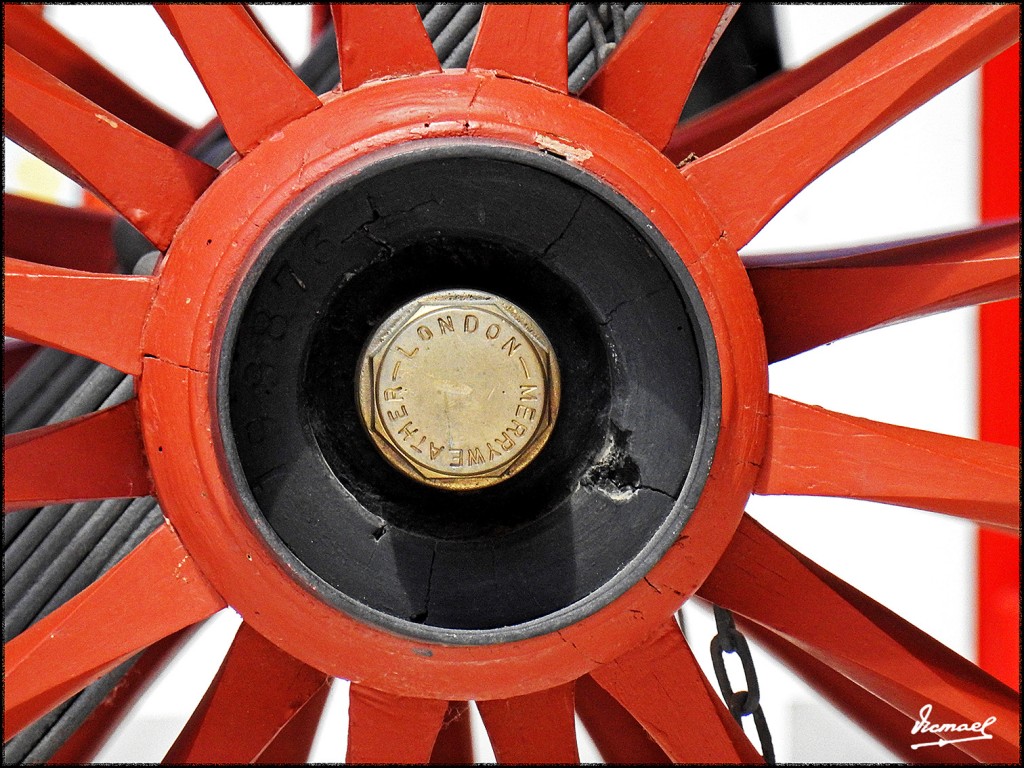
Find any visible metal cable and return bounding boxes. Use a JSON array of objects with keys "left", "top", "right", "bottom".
[
  {"left": 35, "top": 498, "right": 160, "bottom": 620},
  {"left": 103, "top": 499, "right": 165, "bottom": 570},
  {"left": 1, "top": 498, "right": 163, "bottom": 763},
  {"left": 3, "top": 504, "right": 75, "bottom": 580},
  {"left": 4, "top": 354, "right": 96, "bottom": 434},
  {"left": 3, "top": 369, "right": 130, "bottom": 600},
  {"left": 567, "top": 4, "right": 595, "bottom": 71},
  {"left": 5, "top": 499, "right": 132, "bottom": 640},
  {"left": 4, "top": 499, "right": 157, "bottom": 765},
  {"left": 442, "top": 18, "right": 480, "bottom": 69},
  {"left": 2, "top": 507, "right": 35, "bottom": 550},
  {"left": 584, "top": 5, "right": 610, "bottom": 65},
  {"left": 3, "top": 502, "right": 102, "bottom": 641},
  {"left": 3, "top": 700, "right": 72, "bottom": 765},
  {"left": 97, "top": 372, "right": 135, "bottom": 410},
  {"left": 15, "top": 656, "right": 138, "bottom": 765},
  {"left": 3, "top": 346, "right": 69, "bottom": 430},
  {"left": 420, "top": 3, "right": 462, "bottom": 40},
  {"left": 432, "top": 4, "right": 483, "bottom": 64},
  {"left": 47, "top": 363, "right": 126, "bottom": 423},
  {"left": 610, "top": 3, "right": 627, "bottom": 41},
  {"left": 569, "top": 3, "right": 643, "bottom": 92}
]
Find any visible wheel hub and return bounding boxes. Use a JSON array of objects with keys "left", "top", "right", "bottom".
[
  {"left": 137, "top": 70, "right": 768, "bottom": 698},
  {"left": 222, "top": 140, "right": 710, "bottom": 636}
]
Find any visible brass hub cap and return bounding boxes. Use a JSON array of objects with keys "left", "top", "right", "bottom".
[{"left": 357, "top": 290, "right": 560, "bottom": 490}]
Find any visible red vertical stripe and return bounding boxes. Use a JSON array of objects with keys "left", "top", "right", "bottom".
[
  {"left": 978, "top": 43, "right": 1019, "bottom": 690},
  {"left": 311, "top": 5, "right": 332, "bottom": 44}
]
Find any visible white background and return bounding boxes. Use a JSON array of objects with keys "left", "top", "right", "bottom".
[{"left": 4, "top": 5, "right": 984, "bottom": 763}]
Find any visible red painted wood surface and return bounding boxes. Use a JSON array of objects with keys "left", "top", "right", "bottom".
[
  {"left": 755, "top": 395, "right": 1020, "bottom": 532},
  {"left": 978, "top": 42, "right": 1021, "bottom": 693},
  {"left": 254, "top": 681, "right": 331, "bottom": 764},
  {"left": 163, "top": 622, "right": 330, "bottom": 763},
  {"left": 3, "top": 399, "right": 153, "bottom": 512},
  {"left": 699, "top": 514, "right": 1021, "bottom": 763},
  {"left": 4, "top": 46, "right": 216, "bottom": 250},
  {"left": 332, "top": 4, "right": 440, "bottom": 91},
  {"left": 155, "top": 5, "right": 321, "bottom": 155},
  {"left": 346, "top": 686, "right": 448, "bottom": 763},
  {"left": 3, "top": 4, "right": 192, "bottom": 147},
  {"left": 683, "top": 5, "right": 1020, "bottom": 250},
  {"left": 48, "top": 630, "right": 194, "bottom": 764},
  {"left": 575, "top": 674, "right": 670, "bottom": 764},
  {"left": 4, "top": 194, "right": 117, "bottom": 273},
  {"left": 736, "top": 616, "right": 974, "bottom": 765},
  {"left": 429, "top": 702, "right": 474, "bottom": 765},
  {"left": 581, "top": 4, "right": 735, "bottom": 150},
  {"left": 4, "top": 258, "right": 156, "bottom": 374},
  {"left": 477, "top": 683, "right": 579, "bottom": 764},
  {"left": 591, "top": 623, "right": 763, "bottom": 763},
  {"left": 747, "top": 220, "right": 1020, "bottom": 363},
  {"left": 666, "top": 4, "right": 927, "bottom": 161},
  {"left": 3, "top": 523, "right": 225, "bottom": 740},
  {"left": 468, "top": 5, "right": 569, "bottom": 93}
]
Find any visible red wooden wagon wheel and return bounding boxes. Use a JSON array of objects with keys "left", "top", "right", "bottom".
[{"left": 3, "top": 4, "right": 1020, "bottom": 764}]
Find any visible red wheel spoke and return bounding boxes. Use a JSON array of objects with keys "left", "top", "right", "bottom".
[
  {"left": 255, "top": 682, "right": 331, "bottom": 764},
  {"left": 747, "top": 219, "right": 1021, "bottom": 362},
  {"left": 331, "top": 4, "right": 440, "bottom": 91},
  {"left": 581, "top": 4, "right": 736, "bottom": 150},
  {"left": 735, "top": 616, "right": 975, "bottom": 765},
  {"left": 590, "top": 623, "right": 764, "bottom": 763},
  {"left": 665, "top": 4, "right": 927, "bottom": 161},
  {"left": 4, "top": 399, "right": 153, "bottom": 512},
  {"left": 477, "top": 683, "right": 579, "bottom": 764},
  {"left": 4, "top": 4, "right": 191, "bottom": 147},
  {"left": 163, "top": 622, "right": 330, "bottom": 763},
  {"left": 699, "top": 514, "right": 1021, "bottom": 763},
  {"left": 683, "top": 5, "right": 1020, "bottom": 249},
  {"left": 756, "top": 395, "right": 1020, "bottom": 532},
  {"left": 468, "top": 4, "right": 569, "bottom": 92},
  {"left": 429, "top": 702, "right": 474, "bottom": 765},
  {"left": 4, "top": 194, "right": 117, "bottom": 273},
  {"left": 3, "top": 523, "right": 225, "bottom": 740},
  {"left": 347, "top": 685, "right": 448, "bottom": 764},
  {"left": 4, "top": 258, "right": 156, "bottom": 374},
  {"left": 155, "top": 5, "right": 321, "bottom": 155},
  {"left": 4, "top": 46, "right": 217, "bottom": 251},
  {"left": 48, "top": 629, "right": 194, "bottom": 764},
  {"left": 575, "top": 674, "right": 670, "bottom": 764}
]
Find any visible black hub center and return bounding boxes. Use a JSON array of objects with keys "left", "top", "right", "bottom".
[{"left": 221, "top": 141, "right": 720, "bottom": 641}]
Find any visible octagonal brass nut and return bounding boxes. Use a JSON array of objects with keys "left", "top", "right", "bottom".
[{"left": 356, "top": 290, "right": 560, "bottom": 491}]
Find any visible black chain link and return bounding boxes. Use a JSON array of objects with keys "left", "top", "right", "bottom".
[{"left": 710, "top": 605, "right": 776, "bottom": 764}]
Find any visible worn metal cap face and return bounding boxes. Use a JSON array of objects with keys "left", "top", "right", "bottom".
[{"left": 357, "top": 290, "right": 560, "bottom": 490}]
